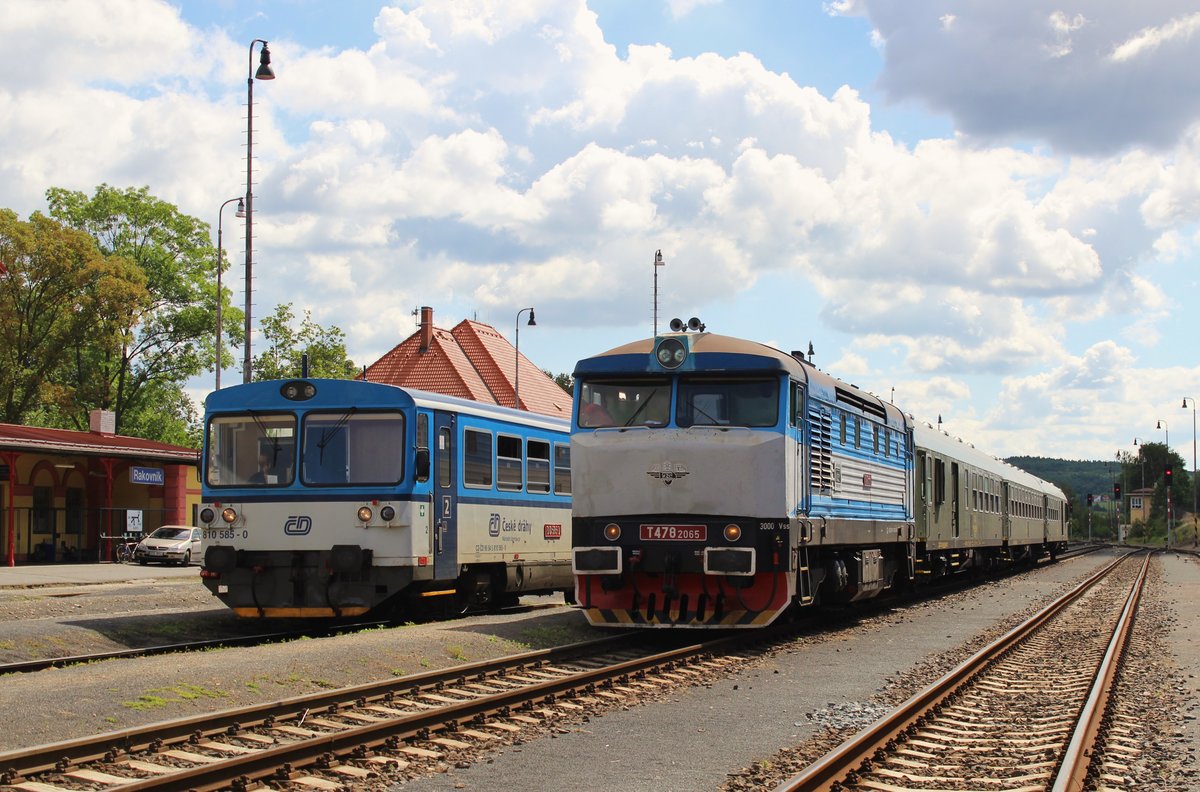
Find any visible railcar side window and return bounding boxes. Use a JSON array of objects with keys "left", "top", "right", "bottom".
[
  {"left": 527, "top": 439, "right": 551, "bottom": 494},
  {"left": 207, "top": 413, "right": 296, "bottom": 487},
  {"left": 416, "top": 414, "right": 430, "bottom": 483},
  {"left": 301, "top": 411, "right": 404, "bottom": 485},
  {"left": 676, "top": 377, "right": 779, "bottom": 428},
  {"left": 463, "top": 429, "right": 493, "bottom": 488},
  {"left": 437, "top": 428, "right": 451, "bottom": 488},
  {"left": 578, "top": 378, "right": 670, "bottom": 428},
  {"left": 496, "top": 434, "right": 523, "bottom": 492},
  {"left": 553, "top": 443, "right": 571, "bottom": 495}
]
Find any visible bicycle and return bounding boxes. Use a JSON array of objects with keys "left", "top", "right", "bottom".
[{"left": 114, "top": 541, "right": 138, "bottom": 564}]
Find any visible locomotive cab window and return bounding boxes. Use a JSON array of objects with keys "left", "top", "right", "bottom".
[
  {"left": 676, "top": 377, "right": 778, "bottom": 428},
  {"left": 578, "top": 378, "right": 670, "bottom": 428},
  {"left": 207, "top": 413, "right": 296, "bottom": 487},
  {"left": 301, "top": 411, "right": 404, "bottom": 485}
]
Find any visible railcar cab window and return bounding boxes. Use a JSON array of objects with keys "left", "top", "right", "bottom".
[
  {"left": 207, "top": 413, "right": 296, "bottom": 487},
  {"left": 301, "top": 411, "right": 405, "bottom": 485},
  {"left": 578, "top": 379, "right": 670, "bottom": 428},
  {"left": 677, "top": 377, "right": 779, "bottom": 428}
]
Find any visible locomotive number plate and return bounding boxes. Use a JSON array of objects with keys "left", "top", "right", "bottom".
[{"left": 639, "top": 524, "right": 707, "bottom": 541}]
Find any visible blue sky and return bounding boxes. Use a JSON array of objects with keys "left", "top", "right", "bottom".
[{"left": 1, "top": 0, "right": 1198, "bottom": 464}]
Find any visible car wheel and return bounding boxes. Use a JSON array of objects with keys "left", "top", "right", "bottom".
[
  {"left": 181, "top": 551, "right": 191, "bottom": 567},
  {"left": 138, "top": 558, "right": 148, "bottom": 565}
]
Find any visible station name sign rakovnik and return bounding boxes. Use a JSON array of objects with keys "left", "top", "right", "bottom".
[{"left": 130, "top": 466, "right": 165, "bottom": 486}]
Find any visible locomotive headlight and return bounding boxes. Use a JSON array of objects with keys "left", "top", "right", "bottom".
[
  {"left": 380, "top": 505, "right": 396, "bottom": 522},
  {"left": 221, "top": 507, "right": 238, "bottom": 524},
  {"left": 723, "top": 523, "right": 742, "bottom": 542},
  {"left": 200, "top": 507, "right": 216, "bottom": 524},
  {"left": 654, "top": 337, "right": 687, "bottom": 369},
  {"left": 603, "top": 523, "right": 622, "bottom": 541},
  {"left": 357, "top": 506, "right": 373, "bottom": 523}
]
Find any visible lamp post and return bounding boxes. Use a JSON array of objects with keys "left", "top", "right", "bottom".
[
  {"left": 1185, "top": 397, "right": 1198, "bottom": 545},
  {"left": 514, "top": 307, "right": 536, "bottom": 409},
  {"left": 244, "top": 38, "right": 275, "bottom": 384},
  {"left": 1134, "top": 437, "right": 1145, "bottom": 490},
  {"left": 1158, "top": 419, "right": 1171, "bottom": 546},
  {"left": 215, "top": 197, "right": 244, "bottom": 391}
]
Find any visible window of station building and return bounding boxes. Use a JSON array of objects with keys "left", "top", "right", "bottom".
[
  {"left": 527, "top": 439, "right": 551, "bottom": 494},
  {"left": 463, "top": 429, "right": 493, "bottom": 488},
  {"left": 553, "top": 443, "right": 571, "bottom": 495},
  {"left": 496, "top": 434, "right": 523, "bottom": 492}
]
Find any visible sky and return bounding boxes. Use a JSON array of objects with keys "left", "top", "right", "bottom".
[{"left": 1, "top": 0, "right": 1199, "bottom": 465}]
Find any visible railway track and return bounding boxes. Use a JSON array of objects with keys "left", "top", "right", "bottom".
[
  {"left": 0, "top": 630, "right": 760, "bottom": 791},
  {"left": 774, "top": 549, "right": 1150, "bottom": 791}
]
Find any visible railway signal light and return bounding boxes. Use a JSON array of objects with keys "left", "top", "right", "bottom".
[
  {"left": 1165, "top": 464, "right": 1173, "bottom": 483},
  {"left": 1113, "top": 483, "right": 1121, "bottom": 500},
  {"left": 1087, "top": 493, "right": 1093, "bottom": 506}
]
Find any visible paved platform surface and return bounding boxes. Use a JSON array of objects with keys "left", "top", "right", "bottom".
[{"left": 0, "top": 562, "right": 199, "bottom": 588}]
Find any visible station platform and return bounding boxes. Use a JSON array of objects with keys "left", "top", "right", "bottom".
[{"left": 0, "top": 562, "right": 199, "bottom": 589}]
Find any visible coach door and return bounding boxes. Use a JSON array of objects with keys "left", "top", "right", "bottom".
[{"left": 433, "top": 412, "right": 458, "bottom": 581}]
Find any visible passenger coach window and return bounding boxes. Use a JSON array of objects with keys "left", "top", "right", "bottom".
[
  {"left": 578, "top": 378, "right": 670, "bottom": 428},
  {"left": 416, "top": 414, "right": 430, "bottom": 483},
  {"left": 677, "top": 377, "right": 778, "bottom": 428},
  {"left": 301, "top": 411, "right": 404, "bottom": 485},
  {"left": 463, "top": 429, "right": 493, "bottom": 488},
  {"left": 527, "top": 439, "right": 551, "bottom": 493},
  {"left": 553, "top": 443, "right": 571, "bottom": 495},
  {"left": 497, "top": 434, "right": 523, "bottom": 492}
]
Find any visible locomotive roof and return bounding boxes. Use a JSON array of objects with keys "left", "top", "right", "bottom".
[
  {"left": 574, "top": 332, "right": 907, "bottom": 431},
  {"left": 204, "top": 379, "right": 570, "bottom": 433}
]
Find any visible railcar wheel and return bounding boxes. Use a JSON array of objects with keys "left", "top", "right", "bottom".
[{"left": 455, "top": 571, "right": 495, "bottom": 614}]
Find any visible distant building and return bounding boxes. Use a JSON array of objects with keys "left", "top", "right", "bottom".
[
  {"left": 0, "top": 411, "right": 200, "bottom": 565},
  {"left": 362, "top": 306, "right": 571, "bottom": 418},
  {"left": 1127, "top": 487, "right": 1153, "bottom": 524}
]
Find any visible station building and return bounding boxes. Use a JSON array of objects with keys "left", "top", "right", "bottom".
[{"left": 0, "top": 410, "right": 200, "bottom": 565}]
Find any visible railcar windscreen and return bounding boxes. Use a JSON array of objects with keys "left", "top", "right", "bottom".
[
  {"left": 676, "top": 377, "right": 779, "bottom": 428},
  {"left": 206, "top": 413, "right": 296, "bottom": 487},
  {"left": 301, "top": 411, "right": 405, "bottom": 485},
  {"left": 577, "top": 378, "right": 670, "bottom": 428}
]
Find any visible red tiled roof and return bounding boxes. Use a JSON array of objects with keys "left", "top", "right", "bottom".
[
  {"left": 0, "top": 422, "right": 199, "bottom": 461},
  {"left": 362, "top": 312, "right": 572, "bottom": 418}
]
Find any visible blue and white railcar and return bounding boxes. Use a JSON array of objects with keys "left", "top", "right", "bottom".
[
  {"left": 199, "top": 379, "right": 573, "bottom": 618},
  {"left": 571, "top": 331, "right": 1067, "bottom": 628}
]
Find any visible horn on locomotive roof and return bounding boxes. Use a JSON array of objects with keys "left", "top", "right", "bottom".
[{"left": 670, "top": 317, "right": 684, "bottom": 332}]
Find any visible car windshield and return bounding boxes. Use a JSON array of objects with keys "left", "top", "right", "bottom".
[
  {"left": 577, "top": 379, "right": 671, "bottom": 428},
  {"left": 149, "top": 527, "right": 192, "bottom": 540}
]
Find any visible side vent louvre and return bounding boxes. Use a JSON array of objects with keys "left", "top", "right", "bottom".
[{"left": 809, "top": 407, "right": 833, "bottom": 495}]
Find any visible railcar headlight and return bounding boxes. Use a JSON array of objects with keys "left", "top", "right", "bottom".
[
  {"left": 221, "top": 507, "right": 237, "bottom": 524},
  {"left": 724, "top": 523, "right": 742, "bottom": 542},
  {"left": 603, "top": 523, "right": 621, "bottom": 541},
  {"left": 200, "top": 507, "right": 215, "bottom": 524},
  {"left": 280, "top": 380, "right": 317, "bottom": 401},
  {"left": 357, "top": 506, "right": 373, "bottom": 523},
  {"left": 654, "top": 337, "right": 687, "bottom": 369},
  {"left": 380, "top": 505, "right": 396, "bottom": 522}
]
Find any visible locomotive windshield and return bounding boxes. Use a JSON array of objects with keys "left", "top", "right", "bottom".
[
  {"left": 301, "top": 411, "right": 406, "bottom": 485},
  {"left": 676, "top": 377, "right": 779, "bottom": 428},
  {"left": 206, "top": 413, "right": 296, "bottom": 487},
  {"left": 578, "top": 379, "right": 671, "bottom": 428}
]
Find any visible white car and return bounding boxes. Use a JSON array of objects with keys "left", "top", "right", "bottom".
[{"left": 134, "top": 525, "right": 203, "bottom": 566}]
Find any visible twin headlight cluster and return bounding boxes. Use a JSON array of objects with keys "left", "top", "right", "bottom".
[{"left": 357, "top": 505, "right": 396, "bottom": 523}]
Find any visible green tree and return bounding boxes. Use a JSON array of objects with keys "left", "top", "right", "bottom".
[
  {"left": 46, "top": 184, "right": 235, "bottom": 439},
  {"left": 544, "top": 370, "right": 574, "bottom": 395},
  {"left": 0, "top": 209, "right": 147, "bottom": 423},
  {"left": 252, "top": 303, "right": 359, "bottom": 381}
]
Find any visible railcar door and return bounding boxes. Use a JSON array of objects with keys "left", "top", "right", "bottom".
[{"left": 433, "top": 412, "right": 458, "bottom": 582}]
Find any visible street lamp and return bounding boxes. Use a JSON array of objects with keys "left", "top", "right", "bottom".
[
  {"left": 215, "top": 196, "right": 244, "bottom": 391},
  {"left": 1158, "top": 419, "right": 1171, "bottom": 546},
  {"left": 514, "top": 307, "right": 536, "bottom": 409},
  {"left": 244, "top": 38, "right": 275, "bottom": 384},
  {"left": 1133, "top": 437, "right": 1145, "bottom": 490},
  {"left": 1184, "top": 397, "right": 1197, "bottom": 545}
]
